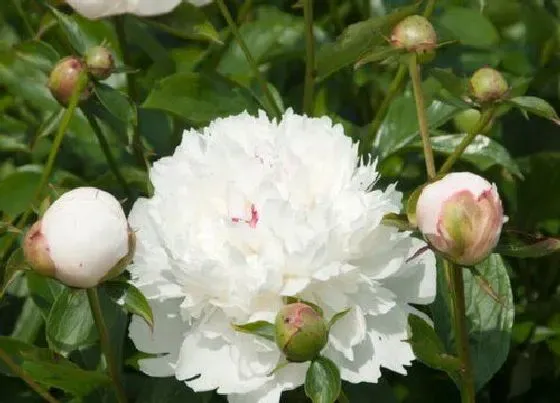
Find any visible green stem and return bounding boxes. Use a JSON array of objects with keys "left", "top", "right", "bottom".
[
  {"left": 0, "top": 348, "right": 59, "bottom": 403},
  {"left": 303, "top": 0, "right": 315, "bottom": 115},
  {"left": 408, "top": 54, "right": 436, "bottom": 179},
  {"left": 86, "top": 288, "right": 127, "bottom": 403},
  {"left": 0, "top": 71, "right": 88, "bottom": 261},
  {"left": 438, "top": 107, "right": 496, "bottom": 175},
  {"left": 447, "top": 261, "right": 476, "bottom": 403},
  {"left": 361, "top": 1, "right": 437, "bottom": 153},
  {"left": 84, "top": 111, "right": 133, "bottom": 201},
  {"left": 115, "top": 16, "right": 147, "bottom": 171},
  {"left": 215, "top": 0, "right": 281, "bottom": 119}
]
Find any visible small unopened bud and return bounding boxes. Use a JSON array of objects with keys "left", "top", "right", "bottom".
[
  {"left": 48, "top": 56, "right": 91, "bottom": 106},
  {"left": 416, "top": 172, "right": 504, "bottom": 266},
  {"left": 469, "top": 67, "right": 508, "bottom": 103},
  {"left": 23, "top": 187, "right": 132, "bottom": 288},
  {"left": 85, "top": 46, "right": 115, "bottom": 80},
  {"left": 275, "top": 302, "right": 328, "bottom": 362},
  {"left": 391, "top": 15, "right": 437, "bottom": 54}
]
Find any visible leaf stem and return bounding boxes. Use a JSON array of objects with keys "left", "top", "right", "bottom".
[
  {"left": 438, "top": 107, "right": 496, "bottom": 175},
  {"left": 408, "top": 54, "right": 436, "bottom": 179},
  {"left": 447, "top": 260, "right": 476, "bottom": 403},
  {"left": 215, "top": 0, "right": 281, "bottom": 119},
  {"left": 86, "top": 288, "right": 127, "bottom": 403},
  {"left": 115, "top": 16, "right": 147, "bottom": 171},
  {"left": 0, "top": 347, "right": 59, "bottom": 403},
  {"left": 303, "top": 0, "right": 315, "bottom": 115},
  {"left": 84, "top": 111, "right": 134, "bottom": 201}
]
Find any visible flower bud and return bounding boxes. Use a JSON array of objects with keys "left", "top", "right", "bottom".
[
  {"left": 23, "top": 187, "right": 132, "bottom": 288},
  {"left": 274, "top": 303, "right": 328, "bottom": 362},
  {"left": 391, "top": 15, "right": 437, "bottom": 54},
  {"left": 415, "top": 172, "right": 504, "bottom": 266},
  {"left": 48, "top": 56, "right": 91, "bottom": 106},
  {"left": 85, "top": 46, "right": 115, "bottom": 80},
  {"left": 469, "top": 67, "right": 508, "bottom": 103}
]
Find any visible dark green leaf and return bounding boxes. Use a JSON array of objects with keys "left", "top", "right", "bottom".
[
  {"left": 508, "top": 96, "right": 560, "bottom": 124},
  {"left": 143, "top": 72, "right": 259, "bottom": 124},
  {"left": 14, "top": 41, "right": 60, "bottom": 72},
  {"left": 0, "top": 169, "right": 41, "bottom": 217},
  {"left": 0, "top": 134, "right": 29, "bottom": 153},
  {"left": 94, "top": 82, "right": 136, "bottom": 125},
  {"left": 146, "top": 3, "right": 220, "bottom": 43},
  {"left": 0, "top": 336, "right": 109, "bottom": 396},
  {"left": 438, "top": 7, "right": 500, "bottom": 48},
  {"left": 47, "top": 6, "right": 89, "bottom": 54},
  {"left": 304, "top": 356, "right": 341, "bottom": 403},
  {"left": 26, "top": 271, "right": 65, "bottom": 319},
  {"left": 407, "top": 315, "right": 461, "bottom": 379},
  {"left": 46, "top": 288, "right": 98, "bottom": 354},
  {"left": 432, "top": 254, "right": 514, "bottom": 391},
  {"left": 354, "top": 46, "right": 400, "bottom": 69},
  {"left": 315, "top": 3, "right": 420, "bottom": 80},
  {"left": 11, "top": 297, "right": 44, "bottom": 343},
  {"left": 232, "top": 321, "right": 275, "bottom": 342},
  {"left": 497, "top": 237, "right": 560, "bottom": 258},
  {"left": 104, "top": 280, "right": 154, "bottom": 329},
  {"left": 430, "top": 68, "right": 467, "bottom": 98},
  {"left": 1, "top": 248, "right": 26, "bottom": 299}
]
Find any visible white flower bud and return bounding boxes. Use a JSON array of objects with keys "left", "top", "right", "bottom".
[
  {"left": 415, "top": 172, "right": 504, "bottom": 266},
  {"left": 23, "top": 187, "right": 132, "bottom": 288}
]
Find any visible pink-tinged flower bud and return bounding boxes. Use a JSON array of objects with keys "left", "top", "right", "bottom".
[
  {"left": 391, "top": 15, "right": 437, "bottom": 54},
  {"left": 415, "top": 172, "right": 504, "bottom": 266},
  {"left": 48, "top": 56, "right": 91, "bottom": 106},
  {"left": 23, "top": 187, "right": 133, "bottom": 288},
  {"left": 469, "top": 67, "right": 508, "bottom": 103},
  {"left": 85, "top": 46, "right": 115, "bottom": 80},
  {"left": 275, "top": 302, "right": 328, "bottom": 362}
]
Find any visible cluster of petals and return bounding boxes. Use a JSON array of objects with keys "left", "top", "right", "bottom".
[
  {"left": 66, "top": 0, "right": 212, "bottom": 19},
  {"left": 128, "top": 110, "right": 436, "bottom": 402}
]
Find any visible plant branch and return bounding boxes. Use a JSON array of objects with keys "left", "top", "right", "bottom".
[
  {"left": 0, "top": 348, "right": 59, "bottom": 403},
  {"left": 438, "top": 107, "right": 496, "bottom": 175},
  {"left": 87, "top": 288, "right": 127, "bottom": 403},
  {"left": 447, "top": 260, "right": 476, "bottom": 403},
  {"left": 84, "top": 111, "right": 134, "bottom": 201},
  {"left": 408, "top": 54, "right": 436, "bottom": 179},
  {"left": 303, "top": 0, "right": 315, "bottom": 115},
  {"left": 215, "top": 0, "right": 281, "bottom": 119}
]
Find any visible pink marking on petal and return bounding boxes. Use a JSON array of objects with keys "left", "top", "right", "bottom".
[{"left": 249, "top": 204, "right": 259, "bottom": 228}]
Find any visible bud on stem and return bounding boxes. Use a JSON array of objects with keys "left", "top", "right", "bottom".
[
  {"left": 391, "top": 15, "right": 437, "bottom": 55},
  {"left": 48, "top": 56, "right": 91, "bottom": 106},
  {"left": 469, "top": 67, "right": 508, "bottom": 103}
]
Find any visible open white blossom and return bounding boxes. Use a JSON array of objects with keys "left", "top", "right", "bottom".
[
  {"left": 65, "top": 0, "right": 212, "bottom": 19},
  {"left": 128, "top": 110, "right": 436, "bottom": 402}
]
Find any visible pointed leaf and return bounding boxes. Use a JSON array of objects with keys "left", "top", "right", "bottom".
[
  {"left": 497, "top": 237, "right": 560, "bottom": 258},
  {"left": 232, "top": 321, "right": 275, "bottom": 342},
  {"left": 328, "top": 308, "right": 351, "bottom": 330},
  {"left": 438, "top": 7, "right": 499, "bottom": 48},
  {"left": 94, "top": 82, "right": 136, "bottom": 125},
  {"left": 304, "top": 356, "right": 341, "bottom": 403},
  {"left": 1, "top": 248, "right": 26, "bottom": 298},
  {"left": 508, "top": 96, "right": 560, "bottom": 124},
  {"left": 104, "top": 280, "right": 154, "bottom": 329}
]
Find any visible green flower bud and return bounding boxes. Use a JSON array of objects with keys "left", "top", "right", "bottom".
[
  {"left": 48, "top": 56, "right": 91, "bottom": 106},
  {"left": 469, "top": 67, "right": 508, "bottom": 103},
  {"left": 390, "top": 15, "right": 437, "bottom": 54},
  {"left": 275, "top": 302, "right": 328, "bottom": 362},
  {"left": 85, "top": 46, "right": 115, "bottom": 80}
]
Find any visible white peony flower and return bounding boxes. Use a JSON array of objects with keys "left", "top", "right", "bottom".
[
  {"left": 65, "top": 0, "right": 211, "bottom": 19},
  {"left": 23, "top": 187, "right": 131, "bottom": 288},
  {"left": 128, "top": 110, "right": 436, "bottom": 402},
  {"left": 416, "top": 172, "right": 504, "bottom": 266}
]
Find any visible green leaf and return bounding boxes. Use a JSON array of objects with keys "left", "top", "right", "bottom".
[
  {"left": 46, "top": 288, "right": 98, "bottom": 354},
  {"left": 405, "top": 184, "right": 425, "bottom": 227},
  {"left": 145, "top": 3, "right": 220, "bottom": 43},
  {"left": 431, "top": 254, "right": 514, "bottom": 391},
  {"left": 11, "top": 297, "right": 44, "bottom": 343},
  {"left": 376, "top": 95, "right": 457, "bottom": 158},
  {"left": 411, "top": 133, "right": 523, "bottom": 178},
  {"left": 232, "top": 321, "right": 275, "bottom": 342},
  {"left": 438, "top": 7, "right": 499, "bottom": 48},
  {"left": 26, "top": 271, "right": 65, "bottom": 319},
  {"left": 1, "top": 248, "right": 26, "bottom": 299},
  {"left": 407, "top": 315, "right": 461, "bottom": 379},
  {"left": 354, "top": 46, "right": 400, "bottom": 69},
  {"left": 430, "top": 68, "right": 467, "bottom": 99},
  {"left": 0, "top": 336, "right": 109, "bottom": 396},
  {"left": 0, "top": 169, "right": 41, "bottom": 217},
  {"left": 328, "top": 308, "right": 351, "bottom": 330},
  {"left": 0, "top": 134, "right": 30, "bottom": 153},
  {"left": 94, "top": 82, "right": 136, "bottom": 125},
  {"left": 381, "top": 213, "right": 415, "bottom": 231},
  {"left": 508, "top": 96, "right": 560, "bottom": 124},
  {"left": 496, "top": 237, "right": 560, "bottom": 258},
  {"left": 315, "top": 3, "right": 420, "bottom": 80},
  {"left": 47, "top": 6, "right": 89, "bottom": 54},
  {"left": 103, "top": 280, "right": 154, "bottom": 329},
  {"left": 135, "top": 377, "right": 200, "bottom": 403},
  {"left": 304, "top": 356, "right": 341, "bottom": 403},
  {"left": 14, "top": 41, "right": 60, "bottom": 72},
  {"left": 142, "top": 72, "right": 259, "bottom": 125}
]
